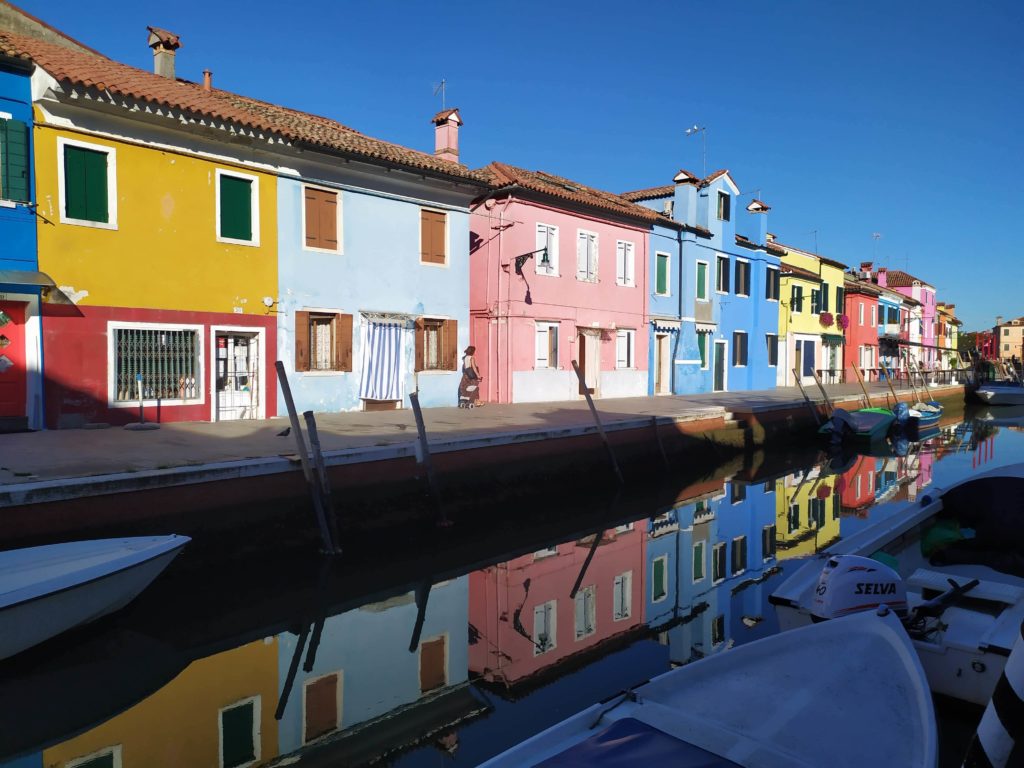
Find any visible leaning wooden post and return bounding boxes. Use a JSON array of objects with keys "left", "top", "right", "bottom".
[
  {"left": 571, "top": 359, "right": 623, "bottom": 485},
  {"left": 651, "top": 416, "right": 670, "bottom": 468},
  {"left": 303, "top": 411, "right": 341, "bottom": 554},
  {"left": 851, "top": 363, "right": 872, "bottom": 409},
  {"left": 882, "top": 364, "right": 901, "bottom": 406},
  {"left": 793, "top": 368, "right": 822, "bottom": 426},
  {"left": 275, "top": 361, "right": 335, "bottom": 553},
  {"left": 409, "top": 391, "right": 448, "bottom": 526},
  {"left": 810, "top": 367, "right": 834, "bottom": 416}
]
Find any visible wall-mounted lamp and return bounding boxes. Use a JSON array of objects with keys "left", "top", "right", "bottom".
[
  {"left": 262, "top": 296, "right": 281, "bottom": 314},
  {"left": 514, "top": 247, "right": 549, "bottom": 275}
]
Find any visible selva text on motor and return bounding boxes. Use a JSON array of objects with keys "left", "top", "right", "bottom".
[{"left": 854, "top": 582, "right": 898, "bottom": 595}]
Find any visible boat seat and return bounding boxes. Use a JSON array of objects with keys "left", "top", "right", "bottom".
[{"left": 906, "top": 568, "right": 1024, "bottom": 605}]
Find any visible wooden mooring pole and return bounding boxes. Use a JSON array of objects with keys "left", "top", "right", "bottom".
[
  {"left": 793, "top": 368, "right": 822, "bottom": 426},
  {"left": 571, "top": 359, "right": 623, "bottom": 485},
  {"left": 409, "top": 391, "right": 449, "bottom": 526},
  {"left": 303, "top": 411, "right": 341, "bottom": 553},
  {"left": 810, "top": 368, "right": 834, "bottom": 416}
]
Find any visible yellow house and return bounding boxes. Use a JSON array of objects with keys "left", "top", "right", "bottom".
[
  {"left": 42, "top": 639, "right": 279, "bottom": 768},
  {"left": 774, "top": 467, "right": 840, "bottom": 560},
  {"left": 768, "top": 235, "right": 848, "bottom": 386}
]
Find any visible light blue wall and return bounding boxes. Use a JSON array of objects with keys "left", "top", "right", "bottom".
[
  {"left": 277, "top": 176, "right": 471, "bottom": 413},
  {"left": 0, "top": 64, "right": 38, "bottom": 278},
  {"left": 276, "top": 577, "right": 469, "bottom": 754}
]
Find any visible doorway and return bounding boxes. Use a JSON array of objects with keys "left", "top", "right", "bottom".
[
  {"left": 654, "top": 333, "right": 671, "bottom": 394},
  {"left": 713, "top": 340, "right": 727, "bottom": 392},
  {"left": 577, "top": 331, "right": 600, "bottom": 396},
  {"left": 214, "top": 330, "right": 261, "bottom": 421},
  {"left": 795, "top": 339, "right": 816, "bottom": 385},
  {"left": 0, "top": 301, "right": 27, "bottom": 425}
]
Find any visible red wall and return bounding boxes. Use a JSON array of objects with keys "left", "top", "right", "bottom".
[
  {"left": 41, "top": 304, "right": 276, "bottom": 428},
  {"left": 843, "top": 293, "right": 879, "bottom": 378}
]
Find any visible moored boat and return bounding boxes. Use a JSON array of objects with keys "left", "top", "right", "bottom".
[
  {"left": 479, "top": 610, "right": 936, "bottom": 768},
  {"left": 0, "top": 535, "right": 190, "bottom": 661},
  {"left": 976, "top": 382, "right": 1024, "bottom": 406},
  {"left": 818, "top": 406, "right": 896, "bottom": 445}
]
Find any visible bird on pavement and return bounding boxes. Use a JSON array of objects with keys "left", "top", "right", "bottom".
[{"left": 276, "top": 427, "right": 291, "bottom": 437}]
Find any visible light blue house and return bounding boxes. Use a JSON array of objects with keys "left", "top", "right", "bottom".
[
  {"left": 276, "top": 109, "right": 488, "bottom": 414},
  {"left": 0, "top": 55, "right": 44, "bottom": 431}
]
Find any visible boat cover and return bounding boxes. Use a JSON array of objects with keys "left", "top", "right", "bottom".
[{"left": 537, "top": 718, "right": 741, "bottom": 768}]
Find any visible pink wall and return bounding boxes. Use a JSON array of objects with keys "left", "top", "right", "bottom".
[{"left": 470, "top": 197, "right": 649, "bottom": 403}]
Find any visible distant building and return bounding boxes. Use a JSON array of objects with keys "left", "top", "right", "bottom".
[
  {"left": 994, "top": 317, "right": 1024, "bottom": 363},
  {"left": 842, "top": 272, "right": 881, "bottom": 382}
]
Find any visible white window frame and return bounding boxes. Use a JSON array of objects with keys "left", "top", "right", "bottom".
[
  {"left": 57, "top": 136, "right": 118, "bottom": 230},
  {"left": 613, "top": 571, "right": 632, "bottom": 621},
  {"left": 301, "top": 183, "right": 343, "bottom": 255},
  {"left": 535, "top": 321, "right": 559, "bottom": 369},
  {"left": 715, "top": 254, "right": 730, "bottom": 294},
  {"left": 615, "top": 239, "right": 635, "bottom": 286},
  {"left": 859, "top": 302, "right": 865, "bottom": 326},
  {"left": 301, "top": 670, "right": 343, "bottom": 745},
  {"left": 696, "top": 260, "right": 710, "bottom": 302},
  {"left": 766, "top": 333, "right": 778, "bottom": 367},
  {"left": 699, "top": 333, "right": 710, "bottom": 370},
  {"left": 692, "top": 540, "right": 706, "bottom": 583},
  {"left": 576, "top": 229, "right": 599, "bottom": 282},
  {"left": 67, "top": 746, "right": 123, "bottom": 768},
  {"left": 652, "top": 554, "right": 668, "bottom": 603},
  {"left": 107, "top": 320, "right": 206, "bottom": 408},
  {"left": 533, "top": 600, "right": 557, "bottom": 655},
  {"left": 615, "top": 328, "right": 635, "bottom": 369},
  {"left": 732, "top": 535, "right": 747, "bottom": 576},
  {"left": 765, "top": 265, "right": 779, "bottom": 302},
  {"left": 574, "top": 584, "right": 597, "bottom": 640},
  {"left": 732, "top": 331, "right": 748, "bottom": 368},
  {"left": 218, "top": 695, "right": 262, "bottom": 768},
  {"left": 712, "top": 614, "right": 726, "bottom": 646},
  {"left": 215, "top": 168, "right": 261, "bottom": 247},
  {"left": 419, "top": 207, "right": 450, "bottom": 268},
  {"left": 791, "top": 285, "right": 803, "bottom": 314},
  {"left": 654, "top": 251, "right": 671, "bottom": 296},
  {"left": 735, "top": 257, "right": 751, "bottom": 297},
  {"left": 534, "top": 545, "right": 559, "bottom": 558},
  {"left": 870, "top": 304, "right": 876, "bottom": 328},
  {"left": 717, "top": 190, "right": 730, "bottom": 221},
  {"left": 712, "top": 542, "right": 727, "bottom": 584},
  {"left": 535, "top": 222, "right": 559, "bottom": 276}
]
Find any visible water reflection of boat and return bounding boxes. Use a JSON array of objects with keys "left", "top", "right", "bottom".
[
  {"left": 479, "top": 611, "right": 936, "bottom": 768},
  {"left": 974, "top": 405, "right": 1024, "bottom": 428},
  {"left": 771, "top": 465, "right": 1024, "bottom": 705},
  {"left": 0, "top": 535, "right": 190, "bottom": 661}
]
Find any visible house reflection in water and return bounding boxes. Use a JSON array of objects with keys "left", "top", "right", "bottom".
[{"left": 774, "top": 465, "right": 841, "bottom": 559}]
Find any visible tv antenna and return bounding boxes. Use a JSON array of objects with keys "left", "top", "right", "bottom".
[
  {"left": 685, "top": 124, "right": 707, "bottom": 178},
  {"left": 872, "top": 232, "right": 882, "bottom": 262},
  {"left": 433, "top": 78, "right": 447, "bottom": 111}
]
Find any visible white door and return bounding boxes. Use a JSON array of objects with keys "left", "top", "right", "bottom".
[
  {"left": 216, "top": 332, "right": 259, "bottom": 420},
  {"left": 584, "top": 333, "right": 600, "bottom": 396}
]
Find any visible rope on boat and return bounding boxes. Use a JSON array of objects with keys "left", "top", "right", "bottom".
[{"left": 963, "top": 620, "right": 1024, "bottom": 767}]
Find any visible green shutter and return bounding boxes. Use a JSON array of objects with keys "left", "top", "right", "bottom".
[
  {"left": 692, "top": 543, "right": 704, "bottom": 581},
  {"left": 656, "top": 254, "right": 668, "bottom": 294},
  {"left": 1, "top": 119, "right": 30, "bottom": 202},
  {"left": 220, "top": 174, "right": 253, "bottom": 241},
  {"left": 64, "top": 144, "right": 108, "bottom": 223},
  {"left": 696, "top": 262, "right": 707, "bottom": 300},
  {"left": 653, "top": 558, "right": 666, "bottom": 600},
  {"left": 698, "top": 334, "right": 707, "bottom": 367},
  {"left": 221, "top": 701, "right": 256, "bottom": 768},
  {"left": 71, "top": 753, "right": 114, "bottom": 768}
]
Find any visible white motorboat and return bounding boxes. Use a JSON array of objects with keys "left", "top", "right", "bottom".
[
  {"left": 0, "top": 535, "right": 190, "bottom": 661},
  {"left": 770, "top": 464, "right": 1024, "bottom": 706},
  {"left": 480, "top": 611, "right": 936, "bottom": 768},
  {"left": 975, "top": 382, "right": 1024, "bottom": 406}
]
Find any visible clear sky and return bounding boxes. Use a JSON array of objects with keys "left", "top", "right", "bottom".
[{"left": 20, "top": 0, "right": 1022, "bottom": 331}]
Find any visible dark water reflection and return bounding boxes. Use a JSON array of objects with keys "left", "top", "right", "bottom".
[{"left": 2, "top": 408, "right": 1020, "bottom": 768}]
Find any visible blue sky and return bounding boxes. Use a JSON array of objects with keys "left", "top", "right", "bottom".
[{"left": 22, "top": 0, "right": 1022, "bottom": 330}]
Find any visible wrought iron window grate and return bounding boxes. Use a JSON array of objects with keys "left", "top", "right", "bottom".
[{"left": 115, "top": 328, "right": 199, "bottom": 401}]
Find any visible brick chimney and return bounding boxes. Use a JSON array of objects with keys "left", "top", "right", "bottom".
[
  {"left": 432, "top": 108, "right": 462, "bottom": 163},
  {"left": 876, "top": 267, "right": 887, "bottom": 287},
  {"left": 147, "top": 26, "right": 181, "bottom": 79},
  {"left": 672, "top": 169, "right": 699, "bottom": 227}
]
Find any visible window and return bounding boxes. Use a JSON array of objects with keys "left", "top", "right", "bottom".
[
  {"left": 731, "top": 536, "right": 748, "bottom": 575},
  {"left": 652, "top": 555, "right": 668, "bottom": 601},
  {"left": 698, "top": 333, "right": 708, "bottom": 369},
  {"left": 220, "top": 697, "right": 260, "bottom": 768},
  {"left": 415, "top": 317, "right": 458, "bottom": 372},
  {"left": 788, "top": 502, "right": 801, "bottom": 533},
  {"left": 60, "top": 138, "right": 116, "bottom": 227},
  {"left": 732, "top": 331, "right": 748, "bottom": 367},
  {"left": 859, "top": 302, "right": 865, "bottom": 326},
  {"left": 696, "top": 260, "right": 709, "bottom": 301},
  {"left": 1004, "top": 328, "right": 1010, "bottom": 337},
  {"left": 766, "top": 334, "right": 779, "bottom": 367},
  {"left": 820, "top": 283, "right": 830, "bottom": 312},
  {"left": 809, "top": 498, "right": 826, "bottom": 528},
  {"left": 1005, "top": 343, "right": 1010, "bottom": 351},
  {"left": 655, "top": 252, "right": 670, "bottom": 295},
  {"left": 613, "top": 571, "right": 632, "bottom": 621},
  {"left": 576, "top": 230, "right": 598, "bottom": 281},
  {"left": 616, "top": 329, "right": 635, "bottom": 369},
  {"left": 870, "top": 305, "right": 876, "bottom": 327},
  {"left": 66, "top": 747, "right": 122, "bottom": 768},
  {"left": 791, "top": 285, "right": 804, "bottom": 313},
  {"left": 535, "top": 223, "right": 559, "bottom": 276},
  {"left": 731, "top": 482, "right": 746, "bottom": 504},
  {"left": 420, "top": 209, "right": 447, "bottom": 264},
  {"left": 762, "top": 524, "right": 776, "bottom": 560},
  {"left": 616, "top": 240, "right": 635, "bottom": 286},
  {"left": 734, "top": 259, "right": 751, "bottom": 296},
  {"left": 888, "top": 307, "right": 900, "bottom": 325},
  {"left": 810, "top": 289, "right": 821, "bottom": 314},
  {"left": 0, "top": 115, "right": 30, "bottom": 202},
  {"left": 692, "top": 541, "right": 705, "bottom": 582},
  {"left": 717, "top": 190, "right": 731, "bottom": 221},
  {"left": 533, "top": 600, "right": 557, "bottom": 654},
  {"left": 716, "top": 255, "right": 730, "bottom": 293},
  {"left": 217, "top": 169, "right": 258, "bottom": 245},
  {"left": 765, "top": 266, "right": 780, "bottom": 301},
  {"left": 112, "top": 325, "right": 201, "bottom": 403},
  {"left": 534, "top": 545, "right": 559, "bottom": 558},
  {"left": 712, "top": 543, "right": 726, "bottom": 583},
  {"left": 574, "top": 585, "right": 596, "bottom": 639},
  {"left": 303, "top": 673, "right": 340, "bottom": 743},
  {"left": 712, "top": 614, "right": 726, "bottom": 646},
  {"left": 303, "top": 186, "right": 340, "bottom": 252},
  {"left": 835, "top": 286, "right": 845, "bottom": 313},
  {"left": 420, "top": 635, "right": 447, "bottom": 692},
  {"left": 535, "top": 321, "right": 559, "bottom": 368},
  {"left": 295, "top": 312, "right": 353, "bottom": 373}
]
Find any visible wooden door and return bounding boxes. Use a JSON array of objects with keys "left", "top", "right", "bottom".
[
  {"left": 654, "top": 334, "right": 665, "bottom": 393},
  {"left": 420, "top": 635, "right": 447, "bottom": 693},
  {"left": 577, "top": 332, "right": 599, "bottom": 396},
  {"left": 0, "top": 302, "right": 27, "bottom": 418}
]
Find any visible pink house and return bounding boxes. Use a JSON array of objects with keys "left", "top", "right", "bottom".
[
  {"left": 867, "top": 265, "right": 939, "bottom": 371},
  {"left": 470, "top": 163, "right": 658, "bottom": 403},
  {"left": 468, "top": 525, "right": 646, "bottom": 688}
]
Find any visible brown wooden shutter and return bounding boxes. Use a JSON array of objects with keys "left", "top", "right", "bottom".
[
  {"left": 443, "top": 319, "right": 458, "bottom": 370},
  {"left": 432, "top": 212, "right": 446, "bottom": 264},
  {"left": 336, "top": 313, "right": 353, "bottom": 372},
  {"left": 321, "top": 191, "right": 338, "bottom": 251},
  {"left": 414, "top": 317, "right": 425, "bottom": 372},
  {"left": 295, "top": 311, "right": 310, "bottom": 372},
  {"left": 420, "top": 636, "right": 446, "bottom": 693},
  {"left": 304, "top": 189, "right": 320, "bottom": 248},
  {"left": 304, "top": 673, "right": 338, "bottom": 741},
  {"left": 420, "top": 210, "right": 432, "bottom": 263},
  {"left": 421, "top": 210, "right": 446, "bottom": 264}
]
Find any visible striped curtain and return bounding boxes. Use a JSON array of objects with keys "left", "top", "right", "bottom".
[{"left": 359, "top": 321, "right": 404, "bottom": 401}]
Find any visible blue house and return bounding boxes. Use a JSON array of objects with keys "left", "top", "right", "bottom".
[
  {"left": 276, "top": 108, "right": 487, "bottom": 414},
  {"left": 0, "top": 54, "right": 43, "bottom": 431}
]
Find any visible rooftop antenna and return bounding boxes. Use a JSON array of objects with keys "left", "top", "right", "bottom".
[
  {"left": 433, "top": 77, "right": 447, "bottom": 111},
  {"left": 872, "top": 232, "right": 882, "bottom": 264},
  {"left": 685, "top": 124, "right": 707, "bottom": 178},
  {"left": 809, "top": 229, "right": 818, "bottom": 254}
]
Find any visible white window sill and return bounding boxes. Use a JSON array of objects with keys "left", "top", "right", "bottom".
[
  {"left": 420, "top": 260, "right": 450, "bottom": 268},
  {"left": 651, "top": 595, "right": 668, "bottom": 604},
  {"left": 616, "top": 282, "right": 636, "bottom": 288},
  {"left": 535, "top": 271, "right": 560, "bottom": 278},
  {"left": 303, "top": 246, "right": 344, "bottom": 256},
  {"left": 576, "top": 278, "right": 599, "bottom": 284},
  {"left": 110, "top": 398, "right": 202, "bottom": 408},
  {"left": 62, "top": 216, "right": 118, "bottom": 230},
  {"left": 716, "top": 290, "right": 729, "bottom": 296},
  {"left": 654, "top": 292, "right": 670, "bottom": 297},
  {"left": 416, "top": 369, "right": 456, "bottom": 375},
  {"left": 302, "top": 370, "right": 348, "bottom": 377},
  {"left": 217, "top": 235, "right": 259, "bottom": 247},
  {"left": 736, "top": 293, "right": 750, "bottom": 298},
  {"left": 0, "top": 200, "right": 17, "bottom": 209},
  {"left": 696, "top": 298, "right": 710, "bottom": 303},
  {"left": 613, "top": 614, "right": 631, "bottom": 622}
]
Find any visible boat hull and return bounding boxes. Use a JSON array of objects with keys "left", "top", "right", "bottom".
[{"left": 976, "top": 386, "right": 1024, "bottom": 405}]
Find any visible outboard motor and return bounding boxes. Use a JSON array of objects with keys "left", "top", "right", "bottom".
[{"left": 811, "top": 554, "right": 908, "bottom": 620}]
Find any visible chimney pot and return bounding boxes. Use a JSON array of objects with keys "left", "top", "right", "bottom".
[
  {"left": 432, "top": 108, "right": 462, "bottom": 164},
  {"left": 203, "top": 69, "right": 212, "bottom": 91},
  {"left": 147, "top": 26, "right": 181, "bottom": 79}
]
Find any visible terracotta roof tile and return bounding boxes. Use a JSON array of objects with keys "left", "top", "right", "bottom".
[
  {"left": 146, "top": 26, "right": 181, "bottom": 49},
  {"left": 882, "top": 269, "right": 932, "bottom": 289},
  {"left": 772, "top": 240, "right": 848, "bottom": 270},
  {"left": 0, "top": 30, "right": 487, "bottom": 184},
  {"left": 780, "top": 264, "right": 821, "bottom": 282},
  {"left": 431, "top": 108, "right": 461, "bottom": 124},
  {"left": 620, "top": 184, "right": 674, "bottom": 202},
  {"left": 479, "top": 161, "right": 661, "bottom": 222}
]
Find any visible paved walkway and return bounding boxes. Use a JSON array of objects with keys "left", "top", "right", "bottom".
[{"left": 0, "top": 379, "right": 964, "bottom": 489}]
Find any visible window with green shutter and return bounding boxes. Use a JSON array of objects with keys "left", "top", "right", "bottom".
[
  {"left": 69, "top": 752, "right": 115, "bottom": 768},
  {"left": 64, "top": 144, "right": 108, "bottom": 223},
  {"left": 656, "top": 253, "right": 669, "bottom": 295},
  {"left": 698, "top": 333, "right": 707, "bottom": 368},
  {"left": 0, "top": 118, "right": 30, "bottom": 202},
  {"left": 652, "top": 556, "right": 666, "bottom": 601},
  {"left": 219, "top": 173, "right": 254, "bottom": 241},
  {"left": 221, "top": 699, "right": 256, "bottom": 768},
  {"left": 696, "top": 261, "right": 708, "bottom": 300}
]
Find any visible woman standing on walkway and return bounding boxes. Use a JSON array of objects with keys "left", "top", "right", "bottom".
[{"left": 458, "top": 346, "right": 483, "bottom": 407}]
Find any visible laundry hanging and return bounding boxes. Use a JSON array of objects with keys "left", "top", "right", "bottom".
[{"left": 359, "top": 320, "right": 404, "bottom": 401}]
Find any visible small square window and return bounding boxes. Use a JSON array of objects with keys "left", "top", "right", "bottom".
[
  {"left": 60, "top": 138, "right": 116, "bottom": 228},
  {"left": 217, "top": 170, "right": 259, "bottom": 245},
  {"left": 717, "top": 191, "right": 731, "bottom": 221},
  {"left": 415, "top": 317, "right": 458, "bottom": 372}
]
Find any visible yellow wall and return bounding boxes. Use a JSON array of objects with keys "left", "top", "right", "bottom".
[
  {"left": 34, "top": 121, "right": 277, "bottom": 315},
  {"left": 774, "top": 473, "right": 840, "bottom": 560},
  {"left": 778, "top": 274, "right": 821, "bottom": 338},
  {"left": 43, "top": 639, "right": 280, "bottom": 768}
]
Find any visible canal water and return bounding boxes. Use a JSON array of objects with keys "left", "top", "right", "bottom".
[{"left": 2, "top": 406, "right": 1021, "bottom": 768}]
